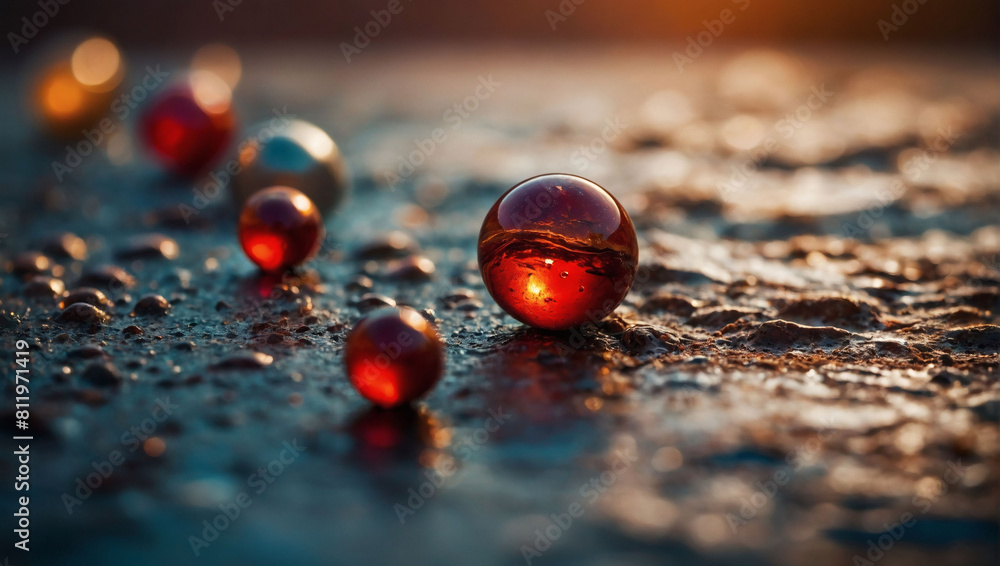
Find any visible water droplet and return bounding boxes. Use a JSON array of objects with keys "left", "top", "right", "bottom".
[
  {"left": 579, "top": 286, "right": 585, "bottom": 292},
  {"left": 560, "top": 271, "right": 569, "bottom": 278}
]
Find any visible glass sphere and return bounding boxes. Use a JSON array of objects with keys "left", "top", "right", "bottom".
[
  {"left": 231, "top": 119, "right": 349, "bottom": 215},
  {"left": 478, "top": 174, "right": 638, "bottom": 330},
  {"left": 345, "top": 307, "right": 444, "bottom": 408},
  {"left": 238, "top": 186, "right": 323, "bottom": 272}
]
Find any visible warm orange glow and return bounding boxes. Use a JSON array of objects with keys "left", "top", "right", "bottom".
[
  {"left": 71, "top": 37, "right": 123, "bottom": 92},
  {"left": 398, "top": 307, "right": 429, "bottom": 334},
  {"left": 192, "top": 43, "right": 243, "bottom": 89},
  {"left": 143, "top": 437, "right": 166, "bottom": 457},
  {"left": 349, "top": 358, "right": 409, "bottom": 407},
  {"left": 237, "top": 142, "right": 257, "bottom": 169},
  {"left": 247, "top": 233, "right": 287, "bottom": 271},
  {"left": 290, "top": 193, "right": 313, "bottom": 213},
  {"left": 525, "top": 276, "right": 547, "bottom": 301},
  {"left": 286, "top": 120, "right": 337, "bottom": 160},
  {"left": 362, "top": 367, "right": 401, "bottom": 406},
  {"left": 40, "top": 68, "right": 86, "bottom": 118},
  {"left": 33, "top": 41, "right": 121, "bottom": 136},
  {"left": 190, "top": 70, "right": 233, "bottom": 115}
]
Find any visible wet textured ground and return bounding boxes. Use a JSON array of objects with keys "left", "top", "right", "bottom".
[{"left": 1, "top": 46, "right": 998, "bottom": 566}]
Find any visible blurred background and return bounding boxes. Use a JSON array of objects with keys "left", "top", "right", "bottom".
[{"left": 0, "top": 0, "right": 998, "bottom": 49}]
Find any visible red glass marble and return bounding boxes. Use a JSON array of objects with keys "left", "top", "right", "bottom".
[
  {"left": 345, "top": 307, "right": 444, "bottom": 408},
  {"left": 139, "top": 74, "right": 235, "bottom": 177},
  {"left": 478, "top": 173, "right": 639, "bottom": 330},
  {"left": 238, "top": 187, "right": 324, "bottom": 272}
]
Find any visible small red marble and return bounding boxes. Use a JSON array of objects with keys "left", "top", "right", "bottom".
[
  {"left": 238, "top": 187, "right": 324, "bottom": 272},
  {"left": 139, "top": 76, "right": 235, "bottom": 177},
  {"left": 478, "top": 173, "right": 639, "bottom": 330},
  {"left": 345, "top": 307, "right": 444, "bottom": 408}
]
